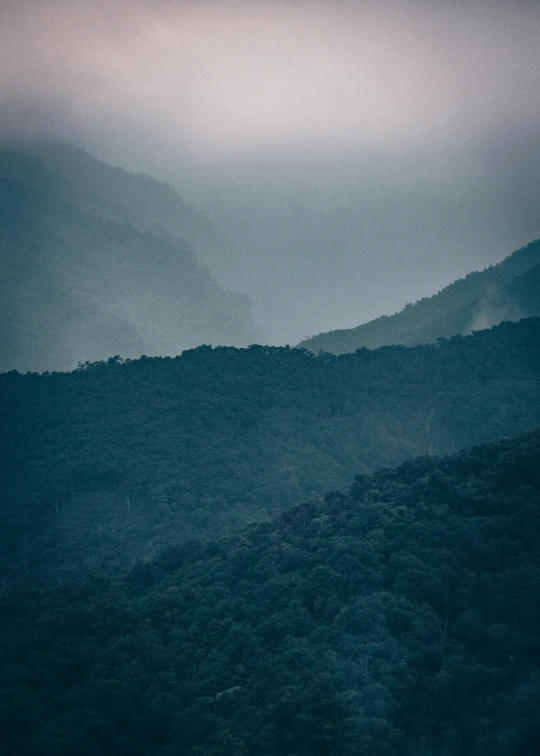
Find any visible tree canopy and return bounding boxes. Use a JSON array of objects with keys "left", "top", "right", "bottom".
[
  {"left": 1, "top": 318, "right": 539, "bottom": 580},
  {"left": 1, "top": 430, "right": 539, "bottom": 755}
]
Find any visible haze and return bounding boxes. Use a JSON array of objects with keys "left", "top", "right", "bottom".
[{"left": 1, "top": 0, "right": 540, "bottom": 344}]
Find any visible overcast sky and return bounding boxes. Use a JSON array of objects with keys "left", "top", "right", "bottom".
[{"left": 1, "top": 0, "right": 540, "bottom": 343}]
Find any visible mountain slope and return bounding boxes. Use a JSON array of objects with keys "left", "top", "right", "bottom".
[
  {"left": 503, "top": 260, "right": 540, "bottom": 317},
  {"left": 1, "top": 429, "right": 539, "bottom": 755},
  {"left": 0, "top": 146, "right": 258, "bottom": 373},
  {"left": 19, "top": 139, "right": 219, "bottom": 253},
  {"left": 2, "top": 318, "right": 539, "bottom": 579},
  {"left": 298, "top": 239, "right": 540, "bottom": 354}
]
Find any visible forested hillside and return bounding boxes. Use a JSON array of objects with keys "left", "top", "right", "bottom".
[
  {"left": 298, "top": 239, "right": 540, "bottom": 354},
  {"left": 2, "top": 318, "right": 539, "bottom": 580},
  {"left": 504, "top": 261, "right": 540, "bottom": 318},
  {"left": 1, "top": 429, "right": 539, "bottom": 755},
  {"left": 20, "top": 140, "right": 220, "bottom": 256},
  {"left": 0, "top": 146, "right": 257, "bottom": 373}
]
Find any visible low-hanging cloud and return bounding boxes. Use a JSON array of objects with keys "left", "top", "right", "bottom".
[
  {"left": 2, "top": 0, "right": 540, "bottom": 154},
  {"left": 1, "top": 0, "right": 540, "bottom": 343}
]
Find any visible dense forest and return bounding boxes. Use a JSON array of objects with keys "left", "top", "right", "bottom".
[
  {"left": 0, "top": 145, "right": 257, "bottom": 373},
  {"left": 2, "top": 318, "right": 539, "bottom": 580},
  {"left": 298, "top": 239, "right": 540, "bottom": 354},
  {"left": 1, "top": 429, "right": 539, "bottom": 755}
]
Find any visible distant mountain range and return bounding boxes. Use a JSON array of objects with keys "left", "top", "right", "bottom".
[
  {"left": 0, "top": 142, "right": 258, "bottom": 373},
  {"left": 298, "top": 239, "right": 540, "bottom": 354}
]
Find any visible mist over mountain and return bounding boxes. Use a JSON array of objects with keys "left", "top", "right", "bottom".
[
  {"left": 0, "top": 144, "right": 258, "bottom": 372},
  {"left": 20, "top": 139, "right": 228, "bottom": 270},
  {"left": 2, "top": 2, "right": 540, "bottom": 752},
  {"left": 298, "top": 240, "right": 540, "bottom": 354},
  {"left": 2, "top": 1, "right": 540, "bottom": 344}
]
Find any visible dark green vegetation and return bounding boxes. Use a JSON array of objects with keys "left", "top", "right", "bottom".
[
  {"left": 0, "top": 144, "right": 257, "bottom": 373},
  {"left": 1, "top": 430, "right": 539, "bottom": 755},
  {"left": 2, "top": 318, "right": 539, "bottom": 580},
  {"left": 298, "top": 239, "right": 540, "bottom": 354}
]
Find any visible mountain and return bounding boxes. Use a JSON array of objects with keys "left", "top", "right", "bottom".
[
  {"left": 2, "top": 317, "right": 539, "bottom": 580},
  {"left": 0, "top": 145, "right": 258, "bottom": 373},
  {"left": 1, "top": 429, "right": 539, "bottom": 755},
  {"left": 298, "top": 239, "right": 540, "bottom": 354},
  {"left": 19, "top": 139, "right": 222, "bottom": 258}
]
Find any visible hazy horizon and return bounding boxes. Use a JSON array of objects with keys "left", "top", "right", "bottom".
[{"left": 1, "top": 0, "right": 540, "bottom": 345}]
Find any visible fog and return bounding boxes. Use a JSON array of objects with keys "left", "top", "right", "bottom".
[{"left": 1, "top": 0, "right": 540, "bottom": 344}]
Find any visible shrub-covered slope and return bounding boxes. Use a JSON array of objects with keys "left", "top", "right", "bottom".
[
  {"left": 0, "top": 146, "right": 257, "bottom": 373},
  {"left": 298, "top": 239, "right": 540, "bottom": 354},
  {"left": 1, "top": 318, "right": 539, "bottom": 579},
  {"left": 1, "top": 430, "right": 539, "bottom": 755}
]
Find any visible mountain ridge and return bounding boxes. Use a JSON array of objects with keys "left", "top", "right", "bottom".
[
  {"left": 298, "top": 238, "right": 540, "bottom": 354},
  {"left": 14, "top": 139, "right": 216, "bottom": 248}
]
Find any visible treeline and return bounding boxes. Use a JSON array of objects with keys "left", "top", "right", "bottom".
[
  {"left": 1, "top": 318, "right": 539, "bottom": 579},
  {"left": 1, "top": 430, "right": 539, "bottom": 755}
]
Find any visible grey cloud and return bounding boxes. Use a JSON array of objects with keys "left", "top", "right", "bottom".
[
  {"left": 2, "top": 0, "right": 539, "bottom": 153},
  {"left": 1, "top": 0, "right": 540, "bottom": 344}
]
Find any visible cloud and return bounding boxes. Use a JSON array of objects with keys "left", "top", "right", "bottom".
[
  {"left": 1, "top": 0, "right": 540, "bottom": 345},
  {"left": 2, "top": 0, "right": 539, "bottom": 157}
]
